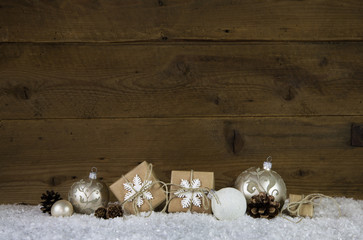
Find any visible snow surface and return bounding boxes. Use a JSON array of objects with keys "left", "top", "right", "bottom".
[{"left": 0, "top": 197, "right": 362, "bottom": 240}]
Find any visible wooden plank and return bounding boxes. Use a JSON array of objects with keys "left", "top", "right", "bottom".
[
  {"left": 0, "top": 116, "right": 362, "bottom": 204},
  {"left": 0, "top": 0, "right": 362, "bottom": 42},
  {"left": 1, "top": 43, "right": 363, "bottom": 119}
]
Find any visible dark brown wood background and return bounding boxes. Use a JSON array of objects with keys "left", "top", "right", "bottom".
[{"left": 0, "top": 0, "right": 363, "bottom": 203}]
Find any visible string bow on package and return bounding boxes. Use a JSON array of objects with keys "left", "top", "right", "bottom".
[
  {"left": 168, "top": 170, "right": 215, "bottom": 213},
  {"left": 110, "top": 161, "right": 168, "bottom": 216},
  {"left": 283, "top": 193, "right": 341, "bottom": 223}
]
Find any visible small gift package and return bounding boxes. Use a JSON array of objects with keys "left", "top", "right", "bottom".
[
  {"left": 109, "top": 161, "right": 165, "bottom": 214},
  {"left": 168, "top": 170, "right": 214, "bottom": 213},
  {"left": 287, "top": 194, "right": 314, "bottom": 217}
]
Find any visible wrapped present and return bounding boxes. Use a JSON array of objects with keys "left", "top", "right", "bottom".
[
  {"left": 287, "top": 194, "right": 314, "bottom": 217},
  {"left": 168, "top": 170, "right": 214, "bottom": 213},
  {"left": 109, "top": 161, "right": 165, "bottom": 215}
]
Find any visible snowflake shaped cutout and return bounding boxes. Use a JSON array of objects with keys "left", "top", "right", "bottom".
[
  {"left": 123, "top": 174, "right": 153, "bottom": 208},
  {"left": 174, "top": 178, "right": 203, "bottom": 208}
]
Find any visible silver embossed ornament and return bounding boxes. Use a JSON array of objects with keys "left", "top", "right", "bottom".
[
  {"left": 68, "top": 167, "right": 109, "bottom": 214},
  {"left": 234, "top": 156, "right": 287, "bottom": 207}
]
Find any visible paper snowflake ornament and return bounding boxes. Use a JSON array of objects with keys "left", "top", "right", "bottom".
[
  {"left": 123, "top": 175, "right": 153, "bottom": 208},
  {"left": 174, "top": 178, "right": 203, "bottom": 208}
]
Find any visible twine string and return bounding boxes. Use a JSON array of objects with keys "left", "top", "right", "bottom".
[
  {"left": 282, "top": 193, "right": 341, "bottom": 223},
  {"left": 189, "top": 170, "right": 194, "bottom": 211},
  {"left": 120, "top": 163, "right": 169, "bottom": 216},
  {"left": 167, "top": 169, "right": 219, "bottom": 212},
  {"left": 120, "top": 164, "right": 218, "bottom": 216}
]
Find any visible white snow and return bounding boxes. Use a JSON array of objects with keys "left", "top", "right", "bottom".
[{"left": 0, "top": 197, "right": 362, "bottom": 240}]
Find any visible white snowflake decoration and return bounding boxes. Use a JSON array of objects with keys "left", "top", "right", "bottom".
[
  {"left": 123, "top": 174, "right": 153, "bottom": 208},
  {"left": 174, "top": 178, "right": 203, "bottom": 208}
]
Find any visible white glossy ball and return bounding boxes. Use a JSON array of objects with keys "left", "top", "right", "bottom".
[
  {"left": 51, "top": 200, "right": 74, "bottom": 217},
  {"left": 211, "top": 187, "right": 247, "bottom": 220}
]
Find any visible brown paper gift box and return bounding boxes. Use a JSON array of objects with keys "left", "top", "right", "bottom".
[
  {"left": 288, "top": 194, "right": 314, "bottom": 217},
  {"left": 109, "top": 161, "right": 165, "bottom": 214},
  {"left": 168, "top": 170, "right": 214, "bottom": 213}
]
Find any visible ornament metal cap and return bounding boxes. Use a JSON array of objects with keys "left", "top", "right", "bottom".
[
  {"left": 263, "top": 156, "right": 272, "bottom": 171},
  {"left": 89, "top": 167, "right": 97, "bottom": 180}
]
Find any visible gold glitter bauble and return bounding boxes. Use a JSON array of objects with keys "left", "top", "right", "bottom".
[
  {"left": 234, "top": 157, "right": 287, "bottom": 207},
  {"left": 68, "top": 167, "right": 109, "bottom": 214}
]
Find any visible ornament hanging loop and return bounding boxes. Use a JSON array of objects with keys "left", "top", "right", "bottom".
[
  {"left": 89, "top": 167, "right": 98, "bottom": 179},
  {"left": 263, "top": 156, "right": 272, "bottom": 170},
  {"left": 207, "top": 189, "right": 221, "bottom": 205}
]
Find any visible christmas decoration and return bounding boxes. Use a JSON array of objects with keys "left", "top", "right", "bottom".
[
  {"left": 283, "top": 193, "right": 341, "bottom": 220},
  {"left": 95, "top": 204, "right": 124, "bottom": 219},
  {"left": 40, "top": 190, "right": 62, "bottom": 215},
  {"left": 210, "top": 187, "right": 247, "bottom": 220},
  {"left": 109, "top": 161, "right": 166, "bottom": 215},
  {"left": 51, "top": 200, "right": 74, "bottom": 217},
  {"left": 1, "top": 197, "right": 361, "bottom": 239},
  {"left": 124, "top": 174, "right": 153, "bottom": 208},
  {"left": 106, "top": 204, "right": 123, "bottom": 219},
  {"left": 168, "top": 170, "right": 214, "bottom": 213},
  {"left": 234, "top": 156, "right": 287, "bottom": 207},
  {"left": 287, "top": 194, "right": 313, "bottom": 217},
  {"left": 174, "top": 178, "right": 203, "bottom": 209},
  {"left": 247, "top": 192, "right": 280, "bottom": 219},
  {"left": 68, "top": 167, "right": 109, "bottom": 214},
  {"left": 94, "top": 207, "right": 108, "bottom": 219}
]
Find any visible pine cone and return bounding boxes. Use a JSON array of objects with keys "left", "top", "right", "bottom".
[
  {"left": 40, "top": 190, "right": 62, "bottom": 214},
  {"left": 94, "top": 207, "right": 108, "bottom": 219},
  {"left": 247, "top": 192, "right": 280, "bottom": 219},
  {"left": 106, "top": 204, "right": 123, "bottom": 219}
]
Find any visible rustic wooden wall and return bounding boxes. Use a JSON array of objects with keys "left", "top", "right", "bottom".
[{"left": 0, "top": 0, "right": 362, "bottom": 203}]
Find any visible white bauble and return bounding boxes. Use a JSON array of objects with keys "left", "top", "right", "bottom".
[
  {"left": 51, "top": 200, "right": 74, "bottom": 217},
  {"left": 211, "top": 187, "right": 247, "bottom": 220}
]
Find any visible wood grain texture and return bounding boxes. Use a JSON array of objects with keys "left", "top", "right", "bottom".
[
  {"left": 1, "top": 43, "right": 363, "bottom": 119},
  {"left": 1, "top": 0, "right": 362, "bottom": 205},
  {"left": 0, "top": 117, "right": 362, "bottom": 203},
  {"left": 0, "top": 0, "right": 363, "bottom": 42}
]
